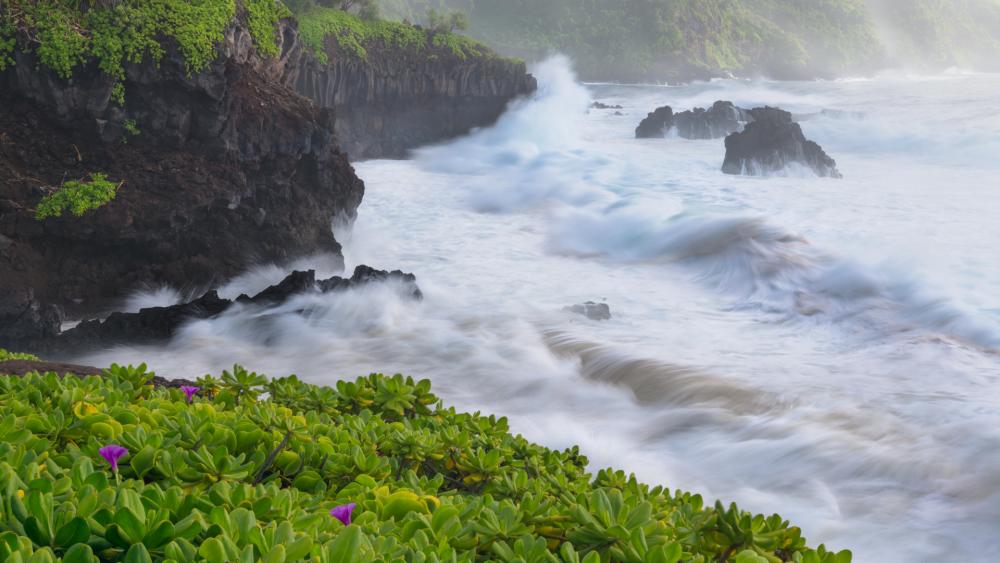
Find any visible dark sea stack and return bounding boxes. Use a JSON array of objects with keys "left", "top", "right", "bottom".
[
  {"left": 285, "top": 34, "right": 536, "bottom": 160},
  {"left": 0, "top": 18, "right": 365, "bottom": 338},
  {"left": 673, "top": 101, "right": 752, "bottom": 139},
  {"left": 722, "top": 108, "right": 841, "bottom": 178},
  {"left": 635, "top": 106, "right": 674, "bottom": 138},
  {"left": 34, "top": 266, "right": 422, "bottom": 354}
]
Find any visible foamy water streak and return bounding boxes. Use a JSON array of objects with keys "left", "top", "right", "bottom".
[{"left": 75, "top": 61, "right": 1000, "bottom": 561}]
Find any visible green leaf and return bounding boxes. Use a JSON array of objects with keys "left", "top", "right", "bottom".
[
  {"left": 115, "top": 508, "right": 147, "bottom": 545},
  {"left": 143, "top": 520, "right": 175, "bottom": 549},
  {"left": 324, "top": 527, "right": 371, "bottom": 563},
  {"left": 123, "top": 543, "right": 153, "bottom": 563},
  {"left": 23, "top": 516, "right": 51, "bottom": 546},
  {"left": 130, "top": 446, "right": 157, "bottom": 478},
  {"left": 60, "top": 544, "right": 98, "bottom": 563},
  {"left": 198, "top": 538, "right": 227, "bottom": 563},
  {"left": 54, "top": 517, "right": 90, "bottom": 547}
]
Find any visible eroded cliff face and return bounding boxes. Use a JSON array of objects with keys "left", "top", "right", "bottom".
[
  {"left": 285, "top": 38, "right": 537, "bottom": 159},
  {"left": 0, "top": 19, "right": 365, "bottom": 346}
]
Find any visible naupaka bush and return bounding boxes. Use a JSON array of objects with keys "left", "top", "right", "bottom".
[{"left": 0, "top": 363, "right": 851, "bottom": 562}]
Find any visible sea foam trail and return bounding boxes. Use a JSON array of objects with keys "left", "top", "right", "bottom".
[{"left": 416, "top": 57, "right": 1000, "bottom": 351}]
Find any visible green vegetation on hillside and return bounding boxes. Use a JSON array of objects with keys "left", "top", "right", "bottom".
[
  {"left": 0, "top": 363, "right": 852, "bottom": 561},
  {"left": 379, "top": 0, "right": 1000, "bottom": 81}
]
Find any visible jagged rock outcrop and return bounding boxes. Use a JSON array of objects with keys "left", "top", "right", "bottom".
[
  {"left": 284, "top": 35, "right": 537, "bottom": 159},
  {"left": 636, "top": 101, "right": 751, "bottom": 139},
  {"left": 31, "top": 266, "right": 421, "bottom": 354},
  {"left": 673, "top": 101, "right": 752, "bottom": 139},
  {"left": 722, "top": 107, "right": 841, "bottom": 178},
  {"left": 635, "top": 106, "right": 674, "bottom": 138},
  {"left": 0, "top": 17, "right": 365, "bottom": 348}
]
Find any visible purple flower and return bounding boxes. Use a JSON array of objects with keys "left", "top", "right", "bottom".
[
  {"left": 180, "top": 386, "right": 200, "bottom": 403},
  {"left": 330, "top": 503, "right": 356, "bottom": 526},
  {"left": 99, "top": 444, "right": 128, "bottom": 472}
]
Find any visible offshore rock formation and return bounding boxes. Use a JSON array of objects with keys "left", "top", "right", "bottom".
[
  {"left": 635, "top": 106, "right": 674, "bottom": 138},
  {"left": 673, "top": 101, "right": 752, "bottom": 139},
  {"left": 636, "top": 101, "right": 750, "bottom": 139},
  {"left": 0, "top": 18, "right": 365, "bottom": 347},
  {"left": 31, "top": 266, "right": 421, "bottom": 355},
  {"left": 285, "top": 33, "right": 537, "bottom": 159},
  {"left": 722, "top": 107, "right": 842, "bottom": 178}
]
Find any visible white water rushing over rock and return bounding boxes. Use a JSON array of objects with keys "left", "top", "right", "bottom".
[{"left": 78, "top": 59, "right": 1000, "bottom": 562}]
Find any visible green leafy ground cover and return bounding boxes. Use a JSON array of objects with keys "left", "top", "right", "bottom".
[{"left": 0, "top": 361, "right": 851, "bottom": 562}]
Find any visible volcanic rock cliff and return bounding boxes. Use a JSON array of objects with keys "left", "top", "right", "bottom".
[
  {"left": 285, "top": 34, "right": 537, "bottom": 159},
  {"left": 0, "top": 18, "right": 364, "bottom": 347},
  {"left": 0, "top": 13, "right": 535, "bottom": 348}
]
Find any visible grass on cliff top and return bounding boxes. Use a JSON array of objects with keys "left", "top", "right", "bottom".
[
  {"left": 0, "top": 359, "right": 851, "bottom": 562},
  {"left": 295, "top": 7, "right": 493, "bottom": 63}
]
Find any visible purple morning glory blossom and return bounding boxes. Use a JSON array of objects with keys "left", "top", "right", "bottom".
[
  {"left": 99, "top": 444, "right": 128, "bottom": 472},
  {"left": 180, "top": 386, "right": 200, "bottom": 403},
  {"left": 330, "top": 503, "right": 356, "bottom": 526}
]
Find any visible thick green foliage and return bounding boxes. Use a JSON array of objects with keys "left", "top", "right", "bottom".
[
  {"left": 2, "top": 0, "right": 238, "bottom": 80},
  {"left": 35, "top": 173, "right": 119, "bottom": 220},
  {"left": 246, "top": 0, "right": 292, "bottom": 57},
  {"left": 0, "top": 349, "right": 39, "bottom": 362},
  {"left": 0, "top": 363, "right": 851, "bottom": 562},
  {"left": 295, "top": 6, "right": 489, "bottom": 62}
]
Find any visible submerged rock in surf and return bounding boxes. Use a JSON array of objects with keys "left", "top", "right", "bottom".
[
  {"left": 29, "top": 266, "right": 422, "bottom": 354},
  {"left": 590, "top": 101, "right": 623, "bottom": 110},
  {"left": 564, "top": 301, "right": 612, "bottom": 321},
  {"left": 722, "top": 107, "right": 841, "bottom": 178}
]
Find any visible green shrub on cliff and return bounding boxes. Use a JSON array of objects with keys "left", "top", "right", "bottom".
[
  {"left": 35, "top": 173, "right": 120, "bottom": 220},
  {"left": 0, "top": 349, "right": 39, "bottom": 361},
  {"left": 295, "top": 6, "right": 490, "bottom": 62},
  {"left": 247, "top": 0, "right": 292, "bottom": 56},
  {"left": 0, "top": 363, "right": 852, "bottom": 561}
]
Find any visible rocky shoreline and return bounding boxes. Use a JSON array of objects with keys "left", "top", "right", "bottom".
[{"left": 0, "top": 13, "right": 533, "bottom": 348}]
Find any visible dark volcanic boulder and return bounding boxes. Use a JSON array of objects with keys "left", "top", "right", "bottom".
[
  {"left": 0, "top": 18, "right": 365, "bottom": 345},
  {"left": 635, "top": 106, "right": 674, "bottom": 138},
  {"left": 673, "top": 101, "right": 751, "bottom": 139},
  {"left": 38, "top": 266, "right": 422, "bottom": 354},
  {"left": 0, "top": 288, "right": 62, "bottom": 350},
  {"left": 722, "top": 108, "right": 841, "bottom": 178}
]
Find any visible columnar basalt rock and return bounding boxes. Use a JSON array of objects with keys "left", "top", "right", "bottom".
[{"left": 283, "top": 34, "right": 537, "bottom": 159}]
